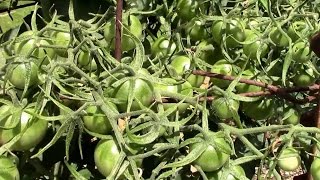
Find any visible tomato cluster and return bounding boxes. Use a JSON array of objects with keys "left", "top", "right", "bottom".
[{"left": 0, "top": 0, "right": 320, "bottom": 179}]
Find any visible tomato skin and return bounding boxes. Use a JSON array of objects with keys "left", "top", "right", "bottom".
[
  {"left": 104, "top": 15, "right": 142, "bottom": 51},
  {"left": 242, "top": 98, "right": 274, "bottom": 120},
  {"left": 94, "top": 139, "right": 120, "bottom": 177},
  {"left": 197, "top": 41, "right": 223, "bottom": 65},
  {"left": 311, "top": 157, "right": 320, "bottom": 180},
  {"left": 77, "top": 50, "right": 97, "bottom": 71},
  {"left": 282, "top": 108, "right": 300, "bottom": 125},
  {"left": 0, "top": 105, "right": 48, "bottom": 151},
  {"left": 7, "top": 61, "right": 39, "bottom": 89},
  {"left": 236, "top": 69, "right": 263, "bottom": 93},
  {"left": 151, "top": 36, "right": 177, "bottom": 58},
  {"left": 277, "top": 147, "right": 301, "bottom": 171},
  {"left": 291, "top": 41, "right": 312, "bottom": 63},
  {"left": 211, "top": 97, "right": 239, "bottom": 119},
  {"left": 0, "top": 156, "right": 20, "bottom": 180},
  {"left": 170, "top": 56, "right": 205, "bottom": 87},
  {"left": 210, "top": 60, "right": 235, "bottom": 88},
  {"left": 243, "top": 31, "right": 269, "bottom": 60},
  {"left": 206, "top": 165, "right": 246, "bottom": 180},
  {"left": 270, "top": 27, "right": 289, "bottom": 47},
  {"left": 53, "top": 31, "right": 71, "bottom": 57},
  {"left": 293, "top": 67, "right": 316, "bottom": 87},
  {"left": 190, "top": 131, "right": 231, "bottom": 172},
  {"left": 113, "top": 77, "right": 154, "bottom": 112},
  {"left": 185, "top": 19, "right": 208, "bottom": 41},
  {"left": 176, "top": 0, "right": 199, "bottom": 21},
  {"left": 83, "top": 104, "right": 117, "bottom": 135}
]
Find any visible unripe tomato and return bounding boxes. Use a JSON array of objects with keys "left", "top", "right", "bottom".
[
  {"left": 293, "top": 67, "right": 316, "bottom": 87},
  {"left": 210, "top": 60, "right": 235, "bottom": 88},
  {"left": 287, "top": 21, "right": 309, "bottom": 42},
  {"left": 185, "top": 19, "right": 208, "bottom": 41},
  {"left": 6, "top": 61, "right": 39, "bottom": 89},
  {"left": 190, "top": 131, "right": 231, "bottom": 172},
  {"left": 151, "top": 36, "right": 177, "bottom": 58},
  {"left": 14, "top": 31, "right": 55, "bottom": 65},
  {"left": 77, "top": 50, "right": 97, "bottom": 71},
  {"left": 206, "top": 165, "right": 246, "bottom": 180},
  {"left": 170, "top": 56, "right": 205, "bottom": 87},
  {"left": 236, "top": 69, "right": 263, "bottom": 93},
  {"left": 243, "top": 31, "right": 269, "bottom": 60},
  {"left": 176, "top": 0, "right": 199, "bottom": 21},
  {"left": 270, "top": 27, "right": 289, "bottom": 47},
  {"left": 197, "top": 41, "right": 223, "bottom": 65},
  {"left": 277, "top": 147, "right": 301, "bottom": 171},
  {"left": 104, "top": 15, "right": 142, "bottom": 51},
  {"left": 83, "top": 103, "right": 117, "bottom": 135},
  {"left": 282, "top": 108, "right": 300, "bottom": 125},
  {"left": 94, "top": 139, "right": 120, "bottom": 177},
  {"left": 0, "top": 156, "right": 20, "bottom": 180},
  {"left": 311, "top": 157, "right": 320, "bottom": 180},
  {"left": 0, "top": 105, "right": 48, "bottom": 151},
  {"left": 211, "top": 97, "right": 239, "bottom": 119},
  {"left": 291, "top": 41, "right": 312, "bottom": 63},
  {"left": 53, "top": 31, "right": 71, "bottom": 57},
  {"left": 242, "top": 98, "right": 274, "bottom": 120},
  {"left": 126, "top": 0, "right": 152, "bottom": 11}
]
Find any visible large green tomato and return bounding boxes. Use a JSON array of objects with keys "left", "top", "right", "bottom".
[
  {"left": 0, "top": 105, "right": 48, "bottom": 151},
  {"left": 282, "top": 108, "right": 300, "bottom": 125},
  {"left": 6, "top": 61, "right": 39, "bottom": 89},
  {"left": 53, "top": 31, "right": 71, "bottom": 57},
  {"left": 82, "top": 103, "right": 117, "bottom": 135},
  {"left": 151, "top": 36, "right": 177, "bottom": 58},
  {"left": 236, "top": 69, "right": 263, "bottom": 93},
  {"left": 185, "top": 19, "right": 208, "bottom": 41},
  {"left": 277, "top": 147, "right": 301, "bottom": 171},
  {"left": 170, "top": 56, "right": 205, "bottom": 87},
  {"left": 211, "top": 97, "right": 239, "bottom": 120},
  {"left": 210, "top": 60, "right": 235, "bottom": 88},
  {"left": 77, "top": 50, "right": 97, "bottom": 71},
  {"left": 293, "top": 67, "right": 316, "bottom": 87},
  {"left": 291, "top": 41, "right": 312, "bottom": 63},
  {"left": 176, "top": 0, "right": 199, "bottom": 21},
  {"left": 14, "top": 31, "right": 55, "bottom": 65},
  {"left": 104, "top": 15, "right": 142, "bottom": 51},
  {"left": 242, "top": 98, "right": 274, "bottom": 120},
  {"left": 190, "top": 131, "right": 231, "bottom": 172},
  {"left": 269, "top": 27, "right": 289, "bottom": 47},
  {"left": 206, "top": 165, "right": 246, "bottom": 180},
  {"left": 94, "top": 139, "right": 120, "bottom": 177},
  {"left": 113, "top": 76, "right": 154, "bottom": 112},
  {"left": 0, "top": 156, "right": 20, "bottom": 180},
  {"left": 311, "top": 157, "right": 320, "bottom": 180},
  {"left": 243, "top": 31, "right": 269, "bottom": 60}
]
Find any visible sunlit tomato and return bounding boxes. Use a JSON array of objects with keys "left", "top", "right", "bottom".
[
  {"left": 206, "top": 165, "right": 246, "bottom": 180},
  {"left": 291, "top": 41, "right": 312, "bottom": 63},
  {"left": 243, "top": 31, "right": 269, "bottom": 60},
  {"left": 211, "top": 19, "right": 246, "bottom": 48},
  {"left": 170, "top": 56, "right": 205, "bottom": 87},
  {"left": 269, "top": 27, "right": 289, "bottom": 47},
  {"left": 176, "top": 0, "right": 199, "bottom": 21},
  {"left": 14, "top": 31, "right": 55, "bottom": 65},
  {"left": 151, "top": 36, "right": 177, "bottom": 58},
  {"left": 77, "top": 50, "right": 97, "bottom": 71},
  {"left": 190, "top": 131, "right": 231, "bottom": 172},
  {"left": 311, "top": 157, "right": 320, "bottom": 180},
  {"left": 6, "top": 61, "right": 39, "bottom": 89},
  {"left": 104, "top": 15, "right": 142, "bottom": 51},
  {"left": 293, "top": 66, "right": 316, "bottom": 87},
  {"left": 211, "top": 97, "right": 239, "bottom": 119},
  {"left": 0, "top": 105, "right": 48, "bottom": 151},
  {"left": 277, "top": 147, "right": 301, "bottom": 171},
  {"left": 185, "top": 19, "right": 208, "bottom": 41},
  {"left": 282, "top": 108, "right": 300, "bottom": 125},
  {"left": 52, "top": 31, "right": 71, "bottom": 57},
  {"left": 0, "top": 156, "right": 20, "bottom": 180},
  {"left": 236, "top": 69, "right": 263, "bottom": 93},
  {"left": 287, "top": 21, "right": 309, "bottom": 42},
  {"left": 242, "top": 98, "right": 274, "bottom": 120},
  {"left": 210, "top": 59, "right": 235, "bottom": 88}
]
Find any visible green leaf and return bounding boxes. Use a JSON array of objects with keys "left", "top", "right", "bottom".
[{"left": 64, "top": 160, "right": 88, "bottom": 180}]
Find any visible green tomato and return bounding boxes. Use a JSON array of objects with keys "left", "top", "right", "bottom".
[
  {"left": 190, "top": 131, "right": 231, "bottom": 172},
  {"left": 77, "top": 50, "right": 97, "bottom": 71},
  {"left": 211, "top": 97, "right": 239, "bottom": 119},
  {"left": 151, "top": 36, "right": 177, "bottom": 58},
  {"left": 242, "top": 98, "right": 274, "bottom": 120},
  {"left": 14, "top": 31, "right": 55, "bottom": 65},
  {"left": 243, "top": 31, "right": 269, "bottom": 60},
  {"left": 53, "top": 31, "right": 71, "bottom": 57},
  {"left": 270, "top": 27, "right": 289, "bottom": 47},
  {"left": 197, "top": 41, "right": 223, "bottom": 65},
  {"left": 311, "top": 157, "right": 320, "bottom": 180},
  {"left": 0, "top": 105, "right": 48, "bottom": 151},
  {"left": 113, "top": 77, "right": 154, "bottom": 112},
  {"left": 291, "top": 41, "right": 312, "bottom": 63},
  {"left": 6, "top": 61, "right": 39, "bottom": 89},
  {"left": 83, "top": 103, "right": 117, "bottom": 135},
  {"left": 293, "top": 67, "right": 316, "bottom": 87},
  {"left": 126, "top": 0, "right": 152, "bottom": 11},
  {"left": 206, "top": 165, "right": 246, "bottom": 180},
  {"left": 236, "top": 69, "right": 263, "bottom": 93},
  {"left": 277, "top": 147, "right": 301, "bottom": 171},
  {"left": 185, "top": 19, "right": 208, "bottom": 41},
  {"left": 282, "top": 108, "right": 300, "bottom": 125},
  {"left": 0, "top": 156, "right": 20, "bottom": 180},
  {"left": 288, "top": 21, "right": 309, "bottom": 42},
  {"left": 176, "top": 0, "right": 199, "bottom": 21},
  {"left": 210, "top": 60, "right": 234, "bottom": 88},
  {"left": 104, "top": 15, "right": 142, "bottom": 51}
]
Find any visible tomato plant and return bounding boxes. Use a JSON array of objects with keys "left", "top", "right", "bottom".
[
  {"left": 242, "top": 98, "right": 274, "bottom": 120},
  {"left": 211, "top": 97, "right": 239, "bottom": 120},
  {"left": 269, "top": 27, "right": 289, "bottom": 47},
  {"left": 210, "top": 59, "right": 235, "bottom": 88},
  {"left": 151, "top": 36, "right": 177, "bottom": 58},
  {"left": 6, "top": 61, "right": 39, "bottom": 89},
  {"left": 176, "top": 0, "right": 199, "bottom": 21},
  {"left": 287, "top": 21, "right": 309, "bottom": 42},
  {"left": 277, "top": 147, "right": 301, "bottom": 171},
  {"left": 282, "top": 108, "right": 300, "bottom": 125},
  {"left": 311, "top": 157, "right": 320, "bottom": 180},
  {"left": 243, "top": 31, "right": 269, "bottom": 60},
  {"left": 52, "top": 31, "right": 71, "bottom": 57},
  {"left": 185, "top": 19, "right": 208, "bottom": 41},
  {"left": 291, "top": 41, "right": 312, "bottom": 63},
  {"left": 0, "top": 156, "right": 20, "bottom": 180},
  {"left": 206, "top": 165, "right": 246, "bottom": 180},
  {"left": 77, "top": 50, "right": 97, "bottom": 71},
  {"left": 236, "top": 69, "right": 263, "bottom": 93}
]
